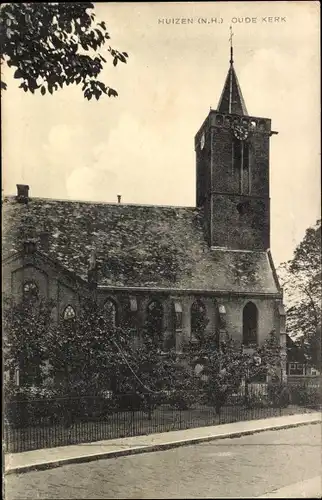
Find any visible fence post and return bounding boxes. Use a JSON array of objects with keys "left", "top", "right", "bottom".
[
  {"left": 244, "top": 372, "right": 250, "bottom": 408},
  {"left": 131, "top": 410, "right": 135, "bottom": 436},
  {"left": 148, "top": 396, "right": 152, "bottom": 421}
]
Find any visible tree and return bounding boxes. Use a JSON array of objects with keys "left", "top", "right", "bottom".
[
  {"left": 3, "top": 293, "right": 135, "bottom": 396},
  {"left": 3, "top": 295, "right": 55, "bottom": 388},
  {"left": 188, "top": 329, "right": 283, "bottom": 413},
  {"left": 109, "top": 324, "right": 199, "bottom": 414},
  {"left": 245, "top": 330, "right": 283, "bottom": 380},
  {"left": 278, "top": 219, "right": 321, "bottom": 370},
  {"left": 126, "top": 330, "right": 190, "bottom": 390},
  {"left": 0, "top": 2, "right": 128, "bottom": 99},
  {"left": 47, "top": 299, "right": 134, "bottom": 395},
  {"left": 3, "top": 290, "right": 189, "bottom": 400}
]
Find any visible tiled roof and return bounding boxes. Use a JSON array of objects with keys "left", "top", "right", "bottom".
[
  {"left": 2, "top": 196, "right": 280, "bottom": 294},
  {"left": 217, "top": 63, "right": 248, "bottom": 116}
]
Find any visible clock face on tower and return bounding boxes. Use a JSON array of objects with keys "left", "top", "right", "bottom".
[{"left": 233, "top": 124, "right": 249, "bottom": 141}]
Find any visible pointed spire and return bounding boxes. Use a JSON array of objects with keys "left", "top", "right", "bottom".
[
  {"left": 217, "top": 27, "right": 248, "bottom": 116},
  {"left": 229, "top": 25, "right": 234, "bottom": 65}
]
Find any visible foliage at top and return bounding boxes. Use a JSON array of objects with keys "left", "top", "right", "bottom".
[
  {"left": 0, "top": 2, "right": 128, "bottom": 99},
  {"left": 278, "top": 219, "right": 321, "bottom": 369}
]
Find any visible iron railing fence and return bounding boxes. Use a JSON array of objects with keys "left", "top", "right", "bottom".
[{"left": 4, "top": 382, "right": 321, "bottom": 453}]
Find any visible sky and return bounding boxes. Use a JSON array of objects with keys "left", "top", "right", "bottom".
[{"left": 2, "top": 1, "right": 320, "bottom": 267}]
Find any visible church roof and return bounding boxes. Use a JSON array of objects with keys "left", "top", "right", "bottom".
[
  {"left": 3, "top": 196, "right": 280, "bottom": 295},
  {"left": 217, "top": 62, "right": 248, "bottom": 116}
]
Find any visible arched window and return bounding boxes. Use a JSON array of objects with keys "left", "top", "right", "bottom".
[
  {"left": 23, "top": 281, "right": 39, "bottom": 301},
  {"left": 224, "top": 116, "right": 232, "bottom": 128},
  {"left": 146, "top": 300, "right": 163, "bottom": 345},
  {"left": 103, "top": 299, "right": 118, "bottom": 328},
  {"left": 173, "top": 301, "right": 183, "bottom": 331},
  {"left": 191, "top": 300, "right": 207, "bottom": 340},
  {"left": 232, "top": 139, "right": 251, "bottom": 195},
  {"left": 126, "top": 297, "right": 138, "bottom": 331},
  {"left": 243, "top": 302, "right": 258, "bottom": 347},
  {"left": 258, "top": 120, "right": 266, "bottom": 131},
  {"left": 216, "top": 114, "right": 223, "bottom": 126},
  {"left": 63, "top": 305, "right": 76, "bottom": 321},
  {"left": 232, "top": 138, "right": 242, "bottom": 191},
  {"left": 242, "top": 142, "right": 250, "bottom": 194},
  {"left": 166, "top": 301, "right": 182, "bottom": 352}
]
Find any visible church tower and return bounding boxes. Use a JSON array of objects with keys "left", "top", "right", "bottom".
[{"left": 195, "top": 34, "right": 278, "bottom": 250}]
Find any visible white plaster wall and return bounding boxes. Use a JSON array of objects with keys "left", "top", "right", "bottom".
[{"left": 224, "top": 296, "right": 278, "bottom": 345}]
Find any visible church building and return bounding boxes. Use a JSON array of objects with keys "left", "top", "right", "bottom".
[{"left": 2, "top": 44, "right": 287, "bottom": 379}]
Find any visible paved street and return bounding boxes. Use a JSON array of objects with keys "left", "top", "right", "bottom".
[{"left": 5, "top": 424, "right": 321, "bottom": 499}]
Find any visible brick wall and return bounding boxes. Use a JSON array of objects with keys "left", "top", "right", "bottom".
[
  {"left": 195, "top": 111, "right": 271, "bottom": 251},
  {"left": 211, "top": 194, "right": 270, "bottom": 249}
]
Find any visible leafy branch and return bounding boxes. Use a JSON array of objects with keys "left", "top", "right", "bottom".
[{"left": 0, "top": 2, "right": 128, "bottom": 99}]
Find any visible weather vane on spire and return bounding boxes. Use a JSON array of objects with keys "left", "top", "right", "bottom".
[{"left": 229, "top": 25, "right": 234, "bottom": 65}]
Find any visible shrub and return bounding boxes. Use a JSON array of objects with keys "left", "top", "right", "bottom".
[
  {"left": 5, "top": 385, "right": 60, "bottom": 427},
  {"left": 4, "top": 389, "right": 117, "bottom": 428},
  {"left": 246, "top": 391, "right": 270, "bottom": 409},
  {"left": 115, "top": 393, "right": 146, "bottom": 411},
  {"left": 167, "top": 390, "right": 195, "bottom": 410},
  {"left": 268, "top": 383, "right": 291, "bottom": 408},
  {"left": 204, "top": 386, "right": 229, "bottom": 414},
  {"left": 289, "top": 384, "right": 321, "bottom": 408}
]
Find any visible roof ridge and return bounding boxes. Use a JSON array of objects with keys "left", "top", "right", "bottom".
[{"left": 3, "top": 195, "right": 196, "bottom": 210}]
